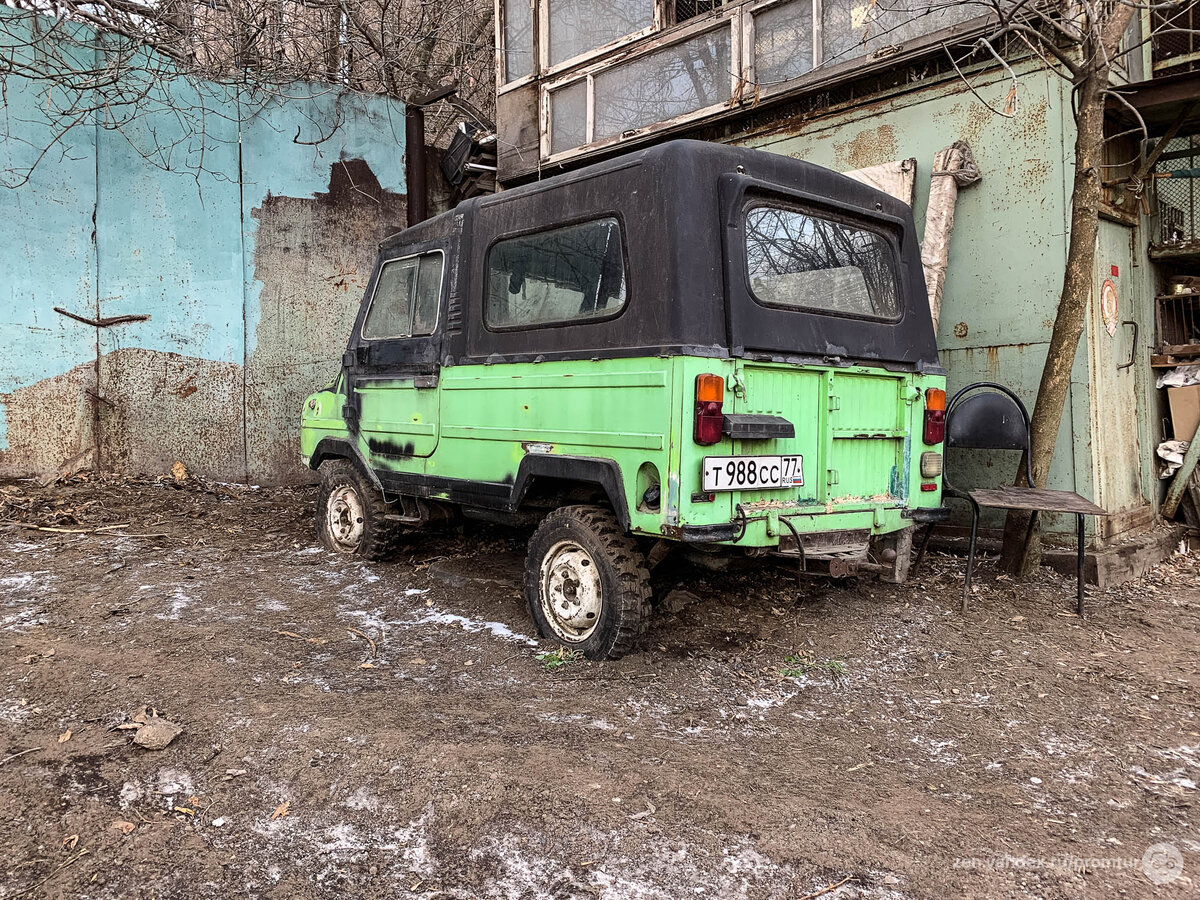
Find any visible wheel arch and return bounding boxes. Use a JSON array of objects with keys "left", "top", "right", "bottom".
[
  {"left": 512, "top": 456, "right": 631, "bottom": 531},
  {"left": 310, "top": 437, "right": 383, "bottom": 491}
]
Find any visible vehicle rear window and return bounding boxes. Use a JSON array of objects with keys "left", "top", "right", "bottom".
[
  {"left": 485, "top": 218, "right": 627, "bottom": 329},
  {"left": 744, "top": 205, "right": 901, "bottom": 320},
  {"left": 362, "top": 251, "right": 444, "bottom": 340}
]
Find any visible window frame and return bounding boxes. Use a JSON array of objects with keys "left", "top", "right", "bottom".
[
  {"left": 535, "top": 0, "right": 999, "bottom": 164},
  {"left": 542, "top": 13, "right": 743, "bottom": 160},
  {"left": 497, "top": 0, "right": 672, "bottom": 94},
  {"left": 497, "top": 0, "right": 538, "bottom": 90},
  {"left": 481, "top": 215, "right": 632, "bottom": 333},
  {"left": 742, "top": 200, "right": 904, "bottom": 324},
  {"left": 359, "top": 249, "right": 446, "bottom": 342}
]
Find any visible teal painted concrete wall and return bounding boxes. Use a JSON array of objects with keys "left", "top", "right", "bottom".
[
  {"left": 739, "top": 62, "right": 1156, "bottom": 536},
  {"left": 0, "top": 11, "right": 408, "bottom": 482}
]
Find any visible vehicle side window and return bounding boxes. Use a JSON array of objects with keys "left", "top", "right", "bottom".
[
  {"left": 485, "top": 218, "right": 627, "bottom": 329},
  {"left": 744, "top": 205, "right": 901, "bottom": 321},
  {"left": 362, "top": 252, "right": 444, "bottom": 340}
]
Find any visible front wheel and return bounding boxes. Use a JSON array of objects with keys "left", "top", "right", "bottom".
[
  {"left": 315, "top": 459, "right": 403, "bottom": 561},
  {"left": 524, "top": 506, "right": 651, "bottom": 660}
]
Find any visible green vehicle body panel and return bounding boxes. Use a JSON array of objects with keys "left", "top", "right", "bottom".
[
  {"left": 300, "top": 354, "right": 944, "bottom": 547},
  {"left": 301, "top": 143, "right": 947, "bottom": 561}
]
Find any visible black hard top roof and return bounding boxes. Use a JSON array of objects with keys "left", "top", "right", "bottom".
[
  {"left": 385, "top": 140, "right": 907, "bottom": 249},
  {"left": 376, "top": 140, "right": 938, "bottom": 370}
]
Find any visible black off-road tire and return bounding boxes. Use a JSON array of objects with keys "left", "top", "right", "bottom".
[
  {"left": 524, "top": 505, "right": 651, "bottom": 661},
  {"left": 315, "top": 459, "right": 403, "bottom": 561}
]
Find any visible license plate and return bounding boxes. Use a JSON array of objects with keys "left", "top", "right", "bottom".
[{"left": 702, "top": 455, "right": 803, "bottom": 492}]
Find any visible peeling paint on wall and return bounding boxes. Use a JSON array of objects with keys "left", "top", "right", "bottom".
[
  {"left": 246, "top": 160, "right": 407, "bottom": 483},
  {"left": 832, "top": 123, "right": 898, "bottom": 170},
  {"left": 0, "top": 17, "right": 407, "bottom": 484}
]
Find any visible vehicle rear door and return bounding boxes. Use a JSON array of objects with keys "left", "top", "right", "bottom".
[
  {"left": 726, "top": 363, "right": 911, "bottom": 509},
  {"left": 719, "top": 181, "right": 926, "bottom": 510}
]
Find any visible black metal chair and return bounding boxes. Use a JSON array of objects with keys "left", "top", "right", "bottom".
[{"left": 912, "top": 382, "right": 1107, "bottom": 614}]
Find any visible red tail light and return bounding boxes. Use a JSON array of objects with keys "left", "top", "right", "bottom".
[
  {"left": 694, "top": 374, "right": 724, "bottom": 445},
  {"left": 923, "top": 388, "right": 946, "bottom": 445}
]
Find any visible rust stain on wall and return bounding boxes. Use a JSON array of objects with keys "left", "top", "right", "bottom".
[
  {"left": 833, "top": 124, "right": 898, "bottom": 171},
  {"left": 0, "top": 363, "right": 95, "bottom": 475},
  {"left": 246, "top": 158, "right": 406, "bottom": 483},
  {"left": 99, "top": 348, "right": 244, "bottom": 479}
]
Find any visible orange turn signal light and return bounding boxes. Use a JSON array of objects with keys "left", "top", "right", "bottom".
[
  {"left": 696, "top": 373, "right": 724, "bottom": 403},
  {"left": 925, "top": 388, "right": 946, "bottom": 411}
]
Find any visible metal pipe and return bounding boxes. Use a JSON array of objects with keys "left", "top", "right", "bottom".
[
  {"left": 405, "top": 105, "right": 428, "bottom": 227},
  {"left": 1076, "top": 513, "right": 1085, "bottom": 617},
  {"left": 779, "top": 516, "right": 806, "bottom": 590}
]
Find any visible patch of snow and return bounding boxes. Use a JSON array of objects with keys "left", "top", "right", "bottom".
[
  {"left": 909, "top": 735, "right": 960, "bottom": 766},
  {"left": 1132, "top": 765, "right": 1197, "bottom": 791},
  {"left": 343, "top": 787, "right": 381, "bottom": 812},
  {"left": 412, "top": 610, "right": 537, "bottom": 646},
  {"left": 0, "top": 574, "right": 38, "bottom": 590},
  {"left": 157, "top": 587, "right": 193, "bottom": 621},
  {"left": 0, "top": 699, "right": 32, "bottom": 724},
  {"left": 390, "top": 803, "right": 438, "bottom": 878},
  {"left": 745, "top": 692, "right": 796, "bottom": 710},
  {"left": 119, "top": 782, "right": 142, "bottom": 807},
  {"left": 1, "top": 598, "right": 46, "bottom": 632},
  {"left": 318, "top": 823, "right": 370, "bottom": 852}
]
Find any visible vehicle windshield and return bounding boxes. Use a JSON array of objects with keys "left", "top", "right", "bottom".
[{"left": 744, "top": 205, "right": 901, "bottom": 321}]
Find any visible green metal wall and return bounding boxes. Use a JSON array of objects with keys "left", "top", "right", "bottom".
[{"left": 738, "top": 63, "right": 1155, "bottom": 535}]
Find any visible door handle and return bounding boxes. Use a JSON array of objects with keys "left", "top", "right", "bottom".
[
  {"left": 1118, "top": 320, "right": 1137, "bottom": 371},
  {"left": 414, "top": 375, "right": 439, "bottom": 389}
]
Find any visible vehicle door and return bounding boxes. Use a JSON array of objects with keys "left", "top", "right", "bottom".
[
  {"left": 347, "top": 247, "right": 445, "bottom": 465},
  {"left": 720, "top": 186, "right": 925, "bottom": 511}
]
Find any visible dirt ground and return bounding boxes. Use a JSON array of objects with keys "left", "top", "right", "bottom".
[{"left": 1, "top": 475, "right": 1198, "bottom": 900}]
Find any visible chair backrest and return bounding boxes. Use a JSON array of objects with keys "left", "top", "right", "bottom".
[{"left": 946, "top": 383, "right": 1032, "bottom": 457}]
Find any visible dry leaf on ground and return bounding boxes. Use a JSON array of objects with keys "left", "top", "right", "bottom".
[{"left": 126, "top": 706, "right": 183, "bottom": 750}]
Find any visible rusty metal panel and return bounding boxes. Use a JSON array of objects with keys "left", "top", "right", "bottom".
[
  {"left": 241, "top": 88, "right": 407, "bottom": 484},
  {"left": 738, "top": 63, "right": 1101, "bottom": 534},
  {"left": 0, "top": 13, "right": 98, "bottom": 475},
  {"left": 1087, "top": 218, "right": 1155, "bottom": 528},
  {"left": 97, "top": 350, "right": 246, "bottom": 478}
]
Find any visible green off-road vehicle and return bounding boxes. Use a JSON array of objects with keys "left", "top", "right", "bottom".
[{"left": 301, "top": 140, "right": 948, "bottom": 659}]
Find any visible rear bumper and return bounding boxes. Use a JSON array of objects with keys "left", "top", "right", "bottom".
[
  {"left": 662, "top": 522, "right": 742, "bottom": 543},
  {"left": 905, "top": 506, "right": 951, "bottom": 524},
  {"left": 659, "top": 504, "right": 941, "bottom": 547}
]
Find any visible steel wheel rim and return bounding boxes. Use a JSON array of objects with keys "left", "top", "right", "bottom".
[
  {"left": 326, "top": 485, "right": 365, "bottom": 551},
  {"left": 539, "top": 540, "right": 603, "bottom": 642}
]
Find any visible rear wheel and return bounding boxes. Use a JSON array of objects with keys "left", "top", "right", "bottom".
[
  {"left": 524, "top": 505, "right": 651, "bottom": 660},
  {"left": 316, "top": 459, "right": 403, "bottom": 561}
]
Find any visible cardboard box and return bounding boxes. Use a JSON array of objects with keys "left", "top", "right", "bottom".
[{"left": 1169, "top": 384, "right": 1200, "bottom": 441}]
